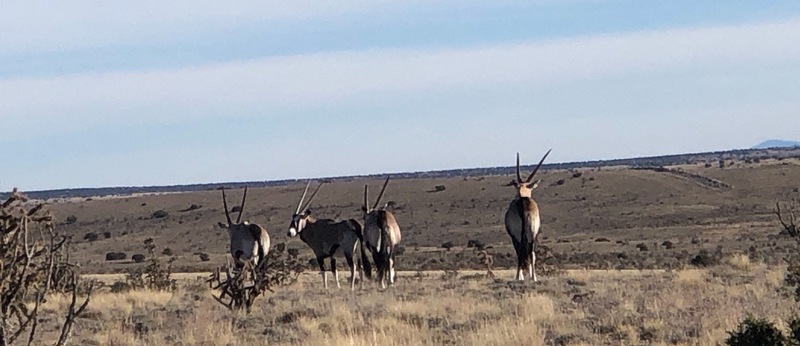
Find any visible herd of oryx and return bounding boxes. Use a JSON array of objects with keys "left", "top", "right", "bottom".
[{"left": 216, "top": 150, "right": 551, "bottom": 290}]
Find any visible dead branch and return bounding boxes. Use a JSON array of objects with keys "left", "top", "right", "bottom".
[
  {"left": 207, "top": 242, "right": 304, "bottom": 313},
  {"left": 776, "top": 200, "right": 799, "bottom": 238},
  {"left": 477, "top": 250, "right": 495, "bottom": 279},
  {"left": 1, "top": 189, "right": 92, "bottom": 346}
]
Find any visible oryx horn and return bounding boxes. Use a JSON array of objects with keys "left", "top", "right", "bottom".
[
  {"left": 525, "top": 149, "right": 552, "bottom": 183},
  {"left": 236, "top": 186, "right": 248, "bottom": 224},
  {"left": 221, "top": 187, "right": 232, "bottom": 225},
  {"left": 300, "top": 182, "right": 324, "bottom": 213},
  {"left": 295, "top": 181, "right": 311, "bottom": 214},
  {"left": 372, "top": 176, "right": 391, "bottom": 210}
]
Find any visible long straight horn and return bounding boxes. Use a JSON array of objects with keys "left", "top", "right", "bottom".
[
  {"left": 372, "top": 176, "right": 391, "bottom": 210},
  {"left": 525, "top": 149, "right": 552, "bottom": 183},
  {"left": 516, "top": 152, "right": 523, "bottom": 183},
  {"left": 236, "top": 186, "right": 248, "bottom": 224},
  {"left": 363, "top": 185, "right": 369, "bottom": 210},
  {"left": 300, "top": 182, "right": 324, "bottom": 212},
  {"left": 221, "top": 187, "right": 232, "bottom": 225},
  {"left": 296, "top": 181, "right": 311, "bottom": 214}
]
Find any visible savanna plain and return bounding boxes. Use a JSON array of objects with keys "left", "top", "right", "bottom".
[{"left": 13, "top": 154, "right": 800, "bottom": 345}]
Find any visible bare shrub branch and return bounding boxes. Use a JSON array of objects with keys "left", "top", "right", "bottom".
[
  {"left": 1, "top": 189, "right": 92, "bottom": 346},
  {"left": 208, "top": 243, "right": 305, "bottom": 313}
]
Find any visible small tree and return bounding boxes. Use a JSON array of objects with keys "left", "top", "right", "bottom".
[
  {"left": 208, "top": 243, "right": 305, "bottom": 313},
  {"left": 125, "top": 238, "right": 176, "bottom": 291},
  {"left": 726, "top": 316, "right": 787, "bottom": 346},
  {"left": 1, "top": 189, "right": 93, "bottom": 346}
]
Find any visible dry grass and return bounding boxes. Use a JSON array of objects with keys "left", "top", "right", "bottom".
[{"left": 23, "top": 262, "right": 797, "bottom": 346}]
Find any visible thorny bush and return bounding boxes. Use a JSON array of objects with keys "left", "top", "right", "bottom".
[
  {"left": 208, "top": 243, "right": 305, "bottom": 313},
  {"left": 1, "top": 189, "right": 93, "bottom": 346}
]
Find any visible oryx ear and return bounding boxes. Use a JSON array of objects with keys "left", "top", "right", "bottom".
[
  {"left": 218, "top": 222, "right": 229, "bottom": 229},
  {"left": 361, "top": 205, "right": 368, "bottom": 212},
  {"left": 305, "top": 209, "right": 312, "bottom": 215},
  {"left": 504, "top": 180, "right": 518, "bottom": 187},
  {"left": 527, "top": 179, "right": 542, "bottom": 189}
]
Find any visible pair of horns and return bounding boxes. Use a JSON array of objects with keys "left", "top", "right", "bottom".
[
  {"left": 516, "top": 149, "right": 552, "bottom": 183},
  {"left": 364, "top": 176, "right": 390, "bottom": 211},
  {"left": 295, "top": 180, "right": 324, "bottom": 214},
  {"left": 221, "top": 186, "right": 248, "bottom": 225}
]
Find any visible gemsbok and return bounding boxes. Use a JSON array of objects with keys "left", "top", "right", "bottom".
[
  {"left": 287, "top": 181, "right": 372, "bottom": 290},
  {"left": 218, "top": 187, "right": 271, "bottom": 269},
  {"left": 362, "top": 176, "right": 402, "bottom": 289},
  {"left": 504, "top": 150, "right": 551, "bottom": 281}
]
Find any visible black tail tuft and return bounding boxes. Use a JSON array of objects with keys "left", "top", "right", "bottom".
[{"left": 350, "top": 219, "right": 372, "bottom": 279}]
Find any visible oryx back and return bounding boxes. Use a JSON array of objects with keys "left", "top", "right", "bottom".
[{"left": 229, "top": 223, "right": 270, "bottom": 267}]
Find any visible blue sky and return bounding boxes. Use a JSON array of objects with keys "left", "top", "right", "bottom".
[{"left": 2, "top": 1, "right": 800, "bottom": 191}]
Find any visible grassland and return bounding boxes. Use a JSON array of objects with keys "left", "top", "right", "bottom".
[
  {"left": 28, "top": 262, "right": 797, "bottom": 346},
  {"left": 16, "top": 156, "right": 800, "bottom": 345},
  {"left": 46, "top": 157, "right": 800, "bottom": 274}
]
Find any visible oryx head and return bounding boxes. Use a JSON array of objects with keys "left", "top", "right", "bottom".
[
  {"left": 217, "top": 186, "right": 258, "bottom": 266},
  {"left": 362, "top": 176, "right": 391, "bottom": 216},
  {"left": 287, "top": 181, "right": 324, "bottom": 237},
  {"left": 505, "top": 149, "right": 551, "bottom": 198}
]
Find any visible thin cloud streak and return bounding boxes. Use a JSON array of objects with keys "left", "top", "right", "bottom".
[{"left": 2, "top": 17, "right": 799, "bottom": 141}]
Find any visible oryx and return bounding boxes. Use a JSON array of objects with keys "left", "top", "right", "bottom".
[
  {"left": 287, "top": 181, "right": 372, "bottom": 290},
  {"left": 362, "top": 176, "right": 402, "bottom": 289},
  {"left": 217, "top": 187, "right": 270, "bottom": 268},
  {"left": 504, "top": 150, "right": 551, "bottom": 281}
]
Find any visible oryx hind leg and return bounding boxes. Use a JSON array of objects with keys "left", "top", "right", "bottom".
[
  {"left": 388, "top": 255, "right": 396, "bottom": 285},
  {"left": 331, "top": 257, "right": 340, "bottom": 289},
  {"left": 529, "top": 249, "right": 537, "bottom": 282},
  {"left": 316, "top": 257, "right": 327, "bottom": 289},
  {"left": 513, "top": 241, "right": 525, "bottom": 281},
  {"left": 345, "top": 252, "right": 356, "bottom": 290}
]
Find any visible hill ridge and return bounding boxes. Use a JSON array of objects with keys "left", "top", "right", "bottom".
[{"left": 6, "top": 146, "right": 800, "bottom": 200}]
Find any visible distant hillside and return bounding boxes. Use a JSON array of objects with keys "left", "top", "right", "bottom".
[
  {"left": 753, "top": 139, "right": 800, "bottom": 149},
  {"left": 5, "top": 146, "right": 800, "bottom": 200}
]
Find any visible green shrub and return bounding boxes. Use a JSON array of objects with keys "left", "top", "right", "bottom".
[{"left": 725, "top": 316, "right": 787, "bottom": 346}]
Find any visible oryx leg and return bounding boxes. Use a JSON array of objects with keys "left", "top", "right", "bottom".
[
  {"left": 316, "top": 256, "right": 327, "bottom": 289},
  {"left": 331, "top": 257, "right": 340, "bottom": 289},
  {"left": 512, "top": 240, "right": 525, "bottom": 281},
  {"left": 371, "top": 249, "right": 386, "bottom": 289},
  {"left": 529, "top": 248, "right": 537, "bottom": 282},
  {"left": 345, "top": 252, "right": 356, "bottom": 291},
  {"left": 388, "top": 254, "right": 396, "bottom": 285}
]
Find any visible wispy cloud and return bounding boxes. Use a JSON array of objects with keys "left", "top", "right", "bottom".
[{"left": 2, "top": 17, "right": 799, "bottom": 141}]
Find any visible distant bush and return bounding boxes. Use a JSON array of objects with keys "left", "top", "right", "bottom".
[
  {"left": 394, "top": 245, "right": 406, "bottom": 256},
  {"left": 725, "top": 316, "right": 789, "bottom": 346},
  {"left": 433, "top": 185, "right": 446, "bottom": 192},
  {"left": 182, "top": 204, "right": 203, "bottom": 212},
  {"left": 103, "top": 231, "right": 112, "bottom": 239},
  {"left": 83, "top": 232, "right": 99, "bottom": 242},
  {"left": 198, "top": 253, "right": 210, "bottom": 262},
  {"left": 595, "top": 237, "right": 611, "bottom": 242},
  {"left": 161, "top": 248, "right": 173, "bottom": 256},
  {"left": 662, "top": 240, "right": 675, "bottom": 249},
  {"left": 704, "top": 163, "right": 713, "bottom": 168},
  {"left": 635, "top": 243, "right": 649, "bottom": 252},
  {"left": 556, "top": 179, "right": 565, "bottom": 186},
  {"left": 467, "top": 239, "right": 485, "bottom": 250},
  {"left": 132, "top": 254, "right": 146, "bottom": 263},
  {"left": 231, "top": 206, "right": 242, "bottom": 213},
  {"left": 151, "top": 210, "right": 169, "bottom": 219},
  {"left": 690, "top": 249, "right": 719, "bottom": 267},
  {"left": 105, "top": 252, "right": 126, "bottom": 261},
  {"left": 66, "top": 215, "right": 78, "bottom": 224},
  {"left": 571, "top": 172, "right": 582, "bottom": 178},
  {"left": 441, "top": 241, "right": 454, "bottom": 251}
]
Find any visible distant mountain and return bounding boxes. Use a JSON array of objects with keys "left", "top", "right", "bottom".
[{"left": 753, "top": 139, "right": 800, "bottom": 149}]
